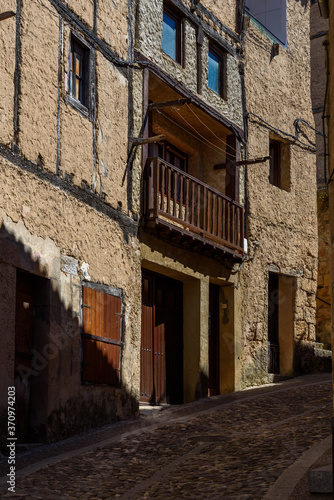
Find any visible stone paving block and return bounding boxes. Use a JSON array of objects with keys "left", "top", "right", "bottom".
[{"left": 308, "top": 465, "right": 333, "bottom": 493}]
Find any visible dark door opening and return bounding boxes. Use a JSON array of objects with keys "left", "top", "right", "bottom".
[
  {"left": 140, "top": 270, "right": 183, "bottom": 405},
  {"left": 268, "top": 272, "right": 279, "bottom": 374},
  {"left": 209, "top": 283, "right": 220, "bottom": 396},
  {"left": 15, "top": 270, "right": 49, "bottom": 442}
]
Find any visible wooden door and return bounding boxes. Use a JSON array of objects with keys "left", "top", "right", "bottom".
[
  {"left": 140, "top": 273, "right": 154, "bottom": 403},
  {"left": 268, "top": 273, "right": 279, "bottom": 374},
  {"left": 209, "top": 283, "right": 220, "bottom": 396},
  {"left": 140, "top": 271, "right": 183, "bottom": 404}
]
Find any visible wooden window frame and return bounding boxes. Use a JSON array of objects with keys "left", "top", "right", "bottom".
[
  {"left": 81, "top": 283, "right": 124, "bottom": 387},
  {"left": 208, "top": 44, "right": 226, "bottom": 99},
  {"left": 68, "top": 34, "right": 91, "bottom": 116},
  {"left": 162, "top": 6, "right": 183, "bottom": 65}
]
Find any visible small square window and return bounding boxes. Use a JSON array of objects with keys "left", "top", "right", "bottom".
[
  {"left": 162, "top": 7, "right": 182, "bottom": 64},
  {"left": 69, "top": 36, "right": 90, "bottom": 109},
  {"left": 208, "top": 45, "right": 225, "bottom": 98}
]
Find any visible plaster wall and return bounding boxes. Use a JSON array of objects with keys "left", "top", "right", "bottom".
[
  {"left": 0, "top": 0, "right": 16, "bottom": 147},
  {"left": 135, "top": 0, "right": 243, "bottom": 129},
  {"left": 0, "top": 0, "right": 141, "bottom": 443},
  {"left": 310, "top": 4, "right": 331, "bottom": 347},
  {"left": 240, "top": 1, "right": 318, "bottom": 385}
]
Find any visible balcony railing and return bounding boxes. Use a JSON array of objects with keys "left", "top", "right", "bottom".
[{"left": 143, "top": 157, "right": 244, "bottom": 257}]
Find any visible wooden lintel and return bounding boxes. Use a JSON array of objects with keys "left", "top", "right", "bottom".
[
  {"left": 129, "top": 134, "right": 166, "bottom": 146},
  {"left": 214, "top": 156, "right": 271, "bottom": 170},
  {"left": 148, "top": 98, "right": 192, "bottom": 110},
  {"left": 0, "top": 11, "right": 16, "bottom": 21}
]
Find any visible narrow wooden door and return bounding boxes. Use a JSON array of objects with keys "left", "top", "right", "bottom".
[
  {"left": 209, "top": 283, "right": 220, "bottom": 396},
  {"left": 268, "top": 273, "right": 279, "bottom": 374},
  {"left": 140, "top": 273, "right": 154, "bottom": 403},
  {"left": 140, "top": 271, "right": 183, "bottom": 404}
]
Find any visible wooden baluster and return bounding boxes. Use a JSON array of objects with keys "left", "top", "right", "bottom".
[
  {"left": 191, "top": 182, "right": 195, "bottom": 225},
  {"left": 198, "top": 184, "right": 201, "bottom": 229},
  {"left": 241, "top": 207, "right": 244, "bottom": 251},
  {"left": 179, "top": 175, "right": 183, "bottom": 220},
  {"left": 185, "top": 179, "right": 189, "bottom": 222},
  {"left": 173, "top": 170, "right": 177, "bottom": 217},
  {"left": 203, "top": 187, "right": 207, "bottom": 232},
  {"left": 222, "top": 199, "right": 226, "bottom": 240},
  {"left": 153, "top": 158, "right": 159, "bottom": 218},
  {"left": 160, "top": 162, "right": 165, "bottom": 211},
  {"left": 227, "top": 202, "right": 231, "bottom": 244},
  {"left": 218, "top": 196, "right": 222, "bottom": 239},
  {"left": 232, "top": 204, "right": 235, "bottom": 245},
  {"left": 167, "top": 166, "right": 171, "bottom": 215},
  {"left": 207, "top": 190, "right": 211, "bottom": 234},
  {"left": 213, "top": 194, "right": 217, "bottom": 236}
]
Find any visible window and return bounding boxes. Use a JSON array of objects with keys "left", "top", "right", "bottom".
[
  {"left": 162, "top": 7, "right": 182, "bottom": 64},
  {"left": 69, "top": 36, "right": 90, "bottom": 109},
  {"left": 82, "top": 285, "right": 123, "bottom": 386},
  {"left": 269, "top": 138, "right": 290, "bottom": 191},
  {"left": 208, "top": 45, "right": 226, "bottom": 98},
  {"left": 269, "top": 139, "right": 281, "bottom": 188},
  {"left": 245, "top": 0, "right": 287, "bottom": 45}
]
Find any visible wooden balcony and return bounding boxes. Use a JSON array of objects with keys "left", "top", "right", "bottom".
[{"left": 142, "top": 157, "right": 244, "bottom": 259}]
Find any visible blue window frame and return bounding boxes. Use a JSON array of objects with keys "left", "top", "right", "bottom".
[
  {"left": 162, "top": 8, "right": 182, "bottom": 64},
  {"left": 208, "top": 49, "right": 220, "bottom": 94},
  {"left": 208, "top": 45, "right": 225, "bottom": 97}
]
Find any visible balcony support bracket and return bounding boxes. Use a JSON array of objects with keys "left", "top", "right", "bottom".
[{"left": 214, "top": 156, "right": 271, "bottom": 170}]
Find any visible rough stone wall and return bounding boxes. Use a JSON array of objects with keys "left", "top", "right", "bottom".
[
  {"left": 135, "top": 0, "right": 243, "bottom": 130},
  {"left": 240, "top": 1, "right": 318, "bottom": 386},
  {"left": 310, "top": 4, "right": 331, "bottom": 347},
  {"left": 317, "top": 189, "right": 331, "bottom": 347},
  {"left": 0, "top": 1, "right": 16, "bottom": 147},
  {"left": 0, "top": 0, "right": 141, "bottom": 444}
]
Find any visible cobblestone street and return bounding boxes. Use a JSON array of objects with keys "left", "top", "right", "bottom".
[{"left": 0, "top": 373, "right": 332, "bottom": 499}]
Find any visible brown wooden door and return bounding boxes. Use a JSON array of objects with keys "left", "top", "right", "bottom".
[
  {"left": 209, "top": 283, "right": 220, "bottom": 396},
  {"left": 140, "top": 270, "right": 183, "bottom": 404},
  {"left": 268, "top": 273, "right": 279, "bottom": 374}
]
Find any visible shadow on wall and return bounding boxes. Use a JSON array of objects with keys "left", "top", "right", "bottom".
[
  {"left": 295, "top": 0, "right": 313, "bottom": 8},
  {"left": 0, "top": 223, "right": 137, "bottom": 449},
  {"left": 294, "top": 340, "right": 332, "bottom": 375}
]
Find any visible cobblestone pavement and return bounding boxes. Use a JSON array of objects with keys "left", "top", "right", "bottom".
[{"left": 0, "top": 374, "right": 332, "bottom": 499}]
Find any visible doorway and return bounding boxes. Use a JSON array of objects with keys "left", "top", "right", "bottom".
[
  {"left": 268, "top": 272, "right": 279, "bottom": 374},
  {"left": 15, "top": 270, "right": 49, "bottom": 442},
  {"left": 209, "top": 283, "right": 220, "bottom": 396},
  {"left": 140, "top": 270, "right": 183, "bottom": 404}
]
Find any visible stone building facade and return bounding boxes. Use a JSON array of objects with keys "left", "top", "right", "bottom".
[
  {"left": 0, "top": 0, "right": 317, "bottom": 445},
  {"left": 0, "top": 0, "right": 142, "bottom": 445},
  {"left": 310, "top": 2, "right": 331, "bottom": 348}
]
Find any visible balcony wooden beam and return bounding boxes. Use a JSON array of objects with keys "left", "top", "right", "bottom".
[
  {"left": 129, "top": 134, "right": 166, "bottom": 146},
  {"left": 148, "top": 98, "right": 192, "bottom": 110},
  {"left": 214, "top": 156, "right": 271, "bottom": 170},
  {"left": 0, "top": 11, "right": 15, "bottom": 21}
]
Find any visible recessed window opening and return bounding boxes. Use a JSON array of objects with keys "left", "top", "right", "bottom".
[
  {"left": 269, "top": 139, "right": 281, "bottom": 188},
  {"left": 162, "top": 7, "right": 182, "bottom": 64},
  {"left": 245, "top": 0, "right": 287, "bottom": 45}
]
